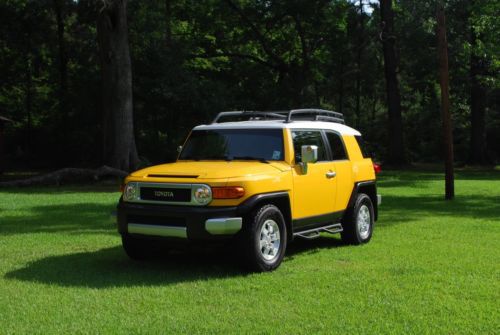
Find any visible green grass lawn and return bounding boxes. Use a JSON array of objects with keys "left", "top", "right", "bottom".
[{"left": 1, "top": 171, "right": 499, "bottom": 334}]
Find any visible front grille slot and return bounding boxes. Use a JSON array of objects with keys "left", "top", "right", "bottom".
[
  {"left": 140, "top": 187, "right": 191, "bottom": 202},
  {"left": 127, "top": 214, "right": 186, "bottom": 227}
]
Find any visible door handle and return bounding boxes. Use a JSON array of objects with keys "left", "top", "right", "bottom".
[{"left": 326, "top": 171, "right": 336, "bottom": 179}]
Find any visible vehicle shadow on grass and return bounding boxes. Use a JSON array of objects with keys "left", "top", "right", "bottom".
[
  {"left": 377, "top": 194, "right": 500, "bottom": 227},
  {"left": 4, "top": 237, "right": 345, "bottom": 288},
  {"left": 376, "top": 169, "right": 500, "bottom": 188},
  {"left": 0, "top": 203, "right": 116, "bottom": 236}
]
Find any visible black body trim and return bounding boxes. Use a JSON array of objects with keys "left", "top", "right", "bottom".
[{"left": 292, "top": 211, "right": 344, "bottom": 232}]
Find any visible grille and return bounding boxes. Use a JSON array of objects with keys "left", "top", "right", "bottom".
[{"left": 140, "top": 187, "right": 191, "bottom": 202}]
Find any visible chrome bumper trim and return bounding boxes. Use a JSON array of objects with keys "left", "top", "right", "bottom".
[
  {"left": 205, "top": 217, "right": 243, "bottom": 235},
  {"left": 128, "top": 223, "right": 187, "bottom": 238},
  {"left": 377, "top": 194, "right": 382, "bottom": 205}
]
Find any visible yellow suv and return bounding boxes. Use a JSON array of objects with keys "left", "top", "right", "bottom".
[{"left": 117, "top": 109, "right": 381, "bottom": 271}]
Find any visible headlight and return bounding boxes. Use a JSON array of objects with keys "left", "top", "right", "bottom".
[
  {"left": 123, "top": 182, "right": 139, "bottom": 202},
  {"left": 192, "top": 185, "right": 212, "bottom": 205}
]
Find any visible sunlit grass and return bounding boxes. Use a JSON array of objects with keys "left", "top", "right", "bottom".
[{"left": 0, "top": 170, "right": 499, "bottom": 334}]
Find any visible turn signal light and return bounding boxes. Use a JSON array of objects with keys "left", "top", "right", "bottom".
[
  {"left": 373, "top": 163, "right": 382, "bottom": 174},
  {"left": 212, "top": 187, "right": 245, "bottom": 199}
]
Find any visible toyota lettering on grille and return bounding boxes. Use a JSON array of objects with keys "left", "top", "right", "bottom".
[{"left": 154, "top": 190, "right": 174, "bottom": 198}]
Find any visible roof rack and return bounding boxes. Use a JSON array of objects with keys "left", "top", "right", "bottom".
[{"left": 212, "top": 109, "right": 344, "bottom": 124}]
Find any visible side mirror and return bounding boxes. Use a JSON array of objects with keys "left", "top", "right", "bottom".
[{"left": 300, "top": 145, "right": 318, "bottom": 174}]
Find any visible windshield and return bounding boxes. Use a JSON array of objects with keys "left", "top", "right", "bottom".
[{"left": 179, "top": 129, "right": 284, "bottom": 161}]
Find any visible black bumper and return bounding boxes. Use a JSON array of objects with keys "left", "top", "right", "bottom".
[
  {"left": 117, "top": 191, "right": 289, "bottom": 242},
  {"left": 117, "top": 200, "right": 239, "bottom": 241}
]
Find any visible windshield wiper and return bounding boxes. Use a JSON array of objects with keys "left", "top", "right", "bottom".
[{"left": 230, "top": 156, "right": 269, "bottom": 163}]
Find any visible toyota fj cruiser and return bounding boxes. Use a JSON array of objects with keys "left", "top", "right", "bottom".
[{"left": 117, "top": 109, "right": 381, "bottom": 271}]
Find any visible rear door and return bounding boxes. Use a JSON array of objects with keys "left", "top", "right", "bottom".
[{"left": 325, "top": 131, "right": 353, "bottom": 212}]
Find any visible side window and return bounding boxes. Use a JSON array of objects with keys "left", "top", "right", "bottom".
[
  {"left": 355, "top": 135, "right": 370, "bottom": 158},
  {"left": 326, "top": 132, "right": 348, "bottom": 160},
  {"left": 291, "top": 130, "right": 327, "bottom": 162}
]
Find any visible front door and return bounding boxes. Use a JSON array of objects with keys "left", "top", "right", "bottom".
[{"left": 291, "top": 130, "right": 337, "bottom": 230}]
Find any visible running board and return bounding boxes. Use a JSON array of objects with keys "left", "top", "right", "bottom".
[{"left": 294, "top": 223, "right": 343, "bottom": 240}]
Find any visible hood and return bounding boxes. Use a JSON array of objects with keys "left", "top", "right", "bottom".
[{"left": 130, "top": 161, "right": 290, "bottom": 180}]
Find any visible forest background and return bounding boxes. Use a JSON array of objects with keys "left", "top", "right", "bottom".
[{"left": 0, "top": 0, "right": 498, "bottom": 173}]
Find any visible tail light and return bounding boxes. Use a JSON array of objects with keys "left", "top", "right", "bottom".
[
  {"left": 212, "top": 187, "right": 245, "bottom": 199},
  {"left": 373, "top": 163, "right": 382, "bottom": 174}
]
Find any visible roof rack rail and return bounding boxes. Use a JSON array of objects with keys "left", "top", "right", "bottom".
[
  {"left": 286, "top": 109, "right": 344, "bottom": 124},
  {"left": 212, "top": 111, "right": 287, "bottom": 123},
  {"left": 211, "top": 109, "right": 344, "bottom": 124}
]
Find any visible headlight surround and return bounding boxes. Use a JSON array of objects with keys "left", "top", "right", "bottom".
[
  {"left": 123, "top": 182, "right": 139, "bottom": 202},
  {"left": 192, "top": 185, "right": 212, "bottom": 205}
]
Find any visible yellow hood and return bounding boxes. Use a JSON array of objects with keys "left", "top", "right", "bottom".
[{"left": 129, "top": 161, "right": 290, "bottom": 180}]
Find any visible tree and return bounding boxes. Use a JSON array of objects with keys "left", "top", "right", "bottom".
[
  {"left": 437, "top": 3, "right": 454, "bottom": 199},
  {"left": 467, "top": 0, "right": 492, "bottom": 164},
  {"left": 379, "top": 0, "right": 406, "bottom": 165},
  {"left": 97, "top": 0, "right": 139, "bottom": 171}
]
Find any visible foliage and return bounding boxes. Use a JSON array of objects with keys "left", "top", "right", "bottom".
[{"left": 0, "top": 0, "right": 498, "bottom": 168}]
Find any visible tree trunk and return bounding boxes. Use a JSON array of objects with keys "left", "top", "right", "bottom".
[
  {"left": 165, "top": 0, "right": 172, "bottom": 46},
  {"left": 25, "top": 56, "right": 33, "bottom": 154},
  {"left": 53, "top": 0, "right": 70, "bottom": 167},
  {"left": 437, "top": 4, "right": 454, "bottom": 200},
  {"left": 469, "top": 27, "right": 488, "bottom": 164},
  {"left": 337, "top": 55, "right": 344, "bottom": 115},
  {"left": 380, "top": 0, "right": 406, "bottom": 165},
  {"left": 355, "top": 0, "right": 364, "bottom": 128},
  {"left": 53, "top": 0, "right": 68, "bottom": 118},
  {"left": 0, "top": 122, "right": 4, "bottom": 175},
  {"left": 97, "top": 0, "right": 139, "bottom": 172}
]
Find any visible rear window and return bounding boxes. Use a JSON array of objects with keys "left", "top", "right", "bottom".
[{"left": 355, "top": 135, "right": 370, "bottom": 158}]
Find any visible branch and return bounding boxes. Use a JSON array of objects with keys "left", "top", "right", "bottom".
[
  {"left": 188, "top": 51, "right": 281, "bottom": 70},
  {"left": 292, "top": 14, "right": 310, "bottom": 68},
  {"left": 222, "top": 0, "right": 287, "bottom": 70}
]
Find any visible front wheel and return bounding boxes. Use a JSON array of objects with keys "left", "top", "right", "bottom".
[
  {"left": 341, "top": 193, "right": 374, "bottom": 245},
  {"left": 122, "top": 235, "right": 154, "bottom": 260},
  {"left": 242, "top": 204, "right": 287, "bottom": 272}
]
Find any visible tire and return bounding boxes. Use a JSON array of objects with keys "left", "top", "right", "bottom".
[
  {"left": 341, "top": 193, "right": 374, "bottom": 245},
  {"left": 122, "top": 235, "right": 154, "bottom": 260},
  {"left": 242, "top": 204, "right": 287, "bottom": 272}
]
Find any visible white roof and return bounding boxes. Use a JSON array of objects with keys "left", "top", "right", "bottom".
[{"left": 194, "top": 120, "right": 361, "bottom": 136}]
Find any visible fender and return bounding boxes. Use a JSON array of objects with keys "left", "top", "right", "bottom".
[
  {"left": 345, "top": 181, "right": 378, "bottom": 221},
  {"left": 235, "top": 191, "right": 292, "bottom": 238}
]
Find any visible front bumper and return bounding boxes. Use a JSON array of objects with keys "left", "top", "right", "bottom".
[{"left": 117, "top": 200, "right": 242, "bottom": 241}]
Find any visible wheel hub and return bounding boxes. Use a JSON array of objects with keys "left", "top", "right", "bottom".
[
  {"left": 357, "top": 204, "right": 371, "bottom": 240},
  {"left": 259, "top": 219, "right": 281, "bottom": 261}
]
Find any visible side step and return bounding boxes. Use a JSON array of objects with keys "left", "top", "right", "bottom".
[{"left": 293, "top": 223, "right": 343, "bottom": 240}]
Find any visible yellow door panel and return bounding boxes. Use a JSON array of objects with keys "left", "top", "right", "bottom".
[
  {"left": 332, "top": 160, "right": 353, "bottom": 212},
  {"left": 292, "top": 162, "right": 336, "bottom": 219}
]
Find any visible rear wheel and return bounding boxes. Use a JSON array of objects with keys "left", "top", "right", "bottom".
[
  {"left": 341, "top": 193, "right": 374, "bottom": 245},
  {"left": 243, "top": 204, "right": 287, "bottom": 272}
]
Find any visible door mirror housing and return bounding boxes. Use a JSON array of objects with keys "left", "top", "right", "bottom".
[{"left": 300, "top": 145, "right": 318, "bottom": 174}]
